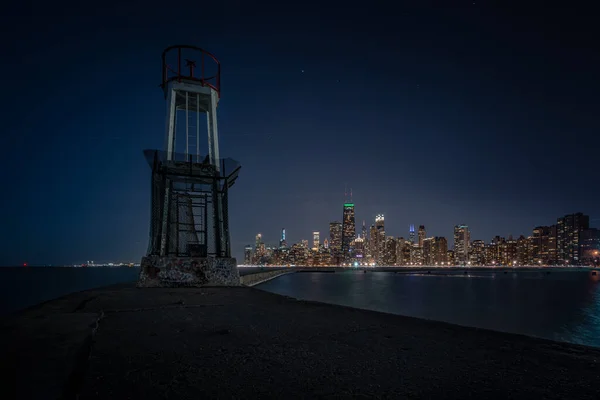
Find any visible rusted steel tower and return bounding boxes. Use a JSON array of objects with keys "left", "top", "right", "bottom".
[{"left": 138, "top": 45, "right": 241, "bottom": 287}]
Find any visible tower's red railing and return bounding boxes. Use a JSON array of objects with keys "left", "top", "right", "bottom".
[{"left": 161, "top": 45, "right": 221, "bottom": 97}]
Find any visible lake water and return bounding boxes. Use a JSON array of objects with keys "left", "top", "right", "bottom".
[
  {"left": 258, "top": 270, "right": 600, "bottom": 348},
  {"left": 0, "top": 267, "right": 140, "bottom": 317}
]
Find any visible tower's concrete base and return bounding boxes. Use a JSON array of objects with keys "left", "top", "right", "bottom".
[{"left": 137, "top": 255, "right": 240, "bottom": 287}]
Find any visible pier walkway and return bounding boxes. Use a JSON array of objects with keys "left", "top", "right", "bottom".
[{"left": 2, "top": 284, "right": 599, "bottom": 399}]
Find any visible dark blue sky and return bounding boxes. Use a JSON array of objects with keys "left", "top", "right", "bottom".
[{"left": 1, "top": 2, "right": 599, "bottom": 265}]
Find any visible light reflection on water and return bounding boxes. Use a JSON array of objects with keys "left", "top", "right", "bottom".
[{"left": 258, "top": 270, "right": 600, "bottom": 348}]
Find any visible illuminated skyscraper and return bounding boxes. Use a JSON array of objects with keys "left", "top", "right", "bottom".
[
  {"left": 418, "top": 225, "right": 426, "bottom": 248},
  {"left": 409, "top": 225, "right": 415, "bottom": 244},
  {"left": 453, "top": 225, "right": 470, "bottom": 265},
  {"left": 341, "top": 203, "right": 356, "bottom": 260},
  {"left": 375, "top": 215, "right": 385, "bottom": 263},
  {"left": 369, "top": 224, "right": 377, "bottom": 262},
  {"left": 329, "top": 221, "right": 342, "bottom": 256},
  {"left": 244, "top": 245, "right": 253, "bottom": 264},
  {"left": 313, "top": 231, "right": 320, "bottom": 250},
  {"left": 279, "top": 228, "right": 287, "bottom": 248},
  {"left": 362, "top": 220, "right": 367, "bottom": 242},
  {"left": 354, "top": 236, "right": 365, "bottom": 261},
  {"left": 557, "top": 213, "right": 589, "bottom": 265}
]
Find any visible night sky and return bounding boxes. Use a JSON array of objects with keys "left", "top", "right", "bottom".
[{"left": 1, "top": 2, "right": 599, "bottom": 265}]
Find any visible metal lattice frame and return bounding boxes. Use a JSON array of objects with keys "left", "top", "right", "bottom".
[{"left": 145, "top": 150, "right": 240, "bottom": 258}]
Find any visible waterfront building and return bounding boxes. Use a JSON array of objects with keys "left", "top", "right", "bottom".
[
  {"left": 279, "top": 228, "right": 287, "bottom": 248},
  {"left": 383, "top": 236, "right": 396, "bottom": 266},
  {"left": 453, "top": 225, "right": 470, "bottom": 265},
  {"left": 313, "top": 231, "right": 320, "bottom": 251},
  {"left": 354, "top": 236, "right": 365, "bottom": 262},
  {"left": 375, "top": 215, "right": 385, "bottom": 264},
  {"left": 581, "top": 228, "right": 600, "bottom": 266},
  {"left": 329, "top": 221, "right": 342, "bottom": 260},
  {"left": 341, "top": 203, "right": 356, "bottom": 261},
  {"left": 418, "top": 225, "right": 426, "bottom": 248},
  {"left": 368, "top": 224, "right": 377, "bottom": 262},
  {"left": 447, "top": 249, "right": 455, "bottom": 265},
  {"left": 469, "top": 240, "right": 485, "bottom": 265},
  {"left": 557, "top": 213, "right": 589, "bottom": 265},
  {"left": 244, "top": 245, "right": 253, "bottom": 264}
]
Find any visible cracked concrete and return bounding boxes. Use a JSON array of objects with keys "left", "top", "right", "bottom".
[{"left": 2, "top": 284, "right": 600, "bottom": 399}]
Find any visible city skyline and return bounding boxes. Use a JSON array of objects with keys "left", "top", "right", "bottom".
[
  {"left": 244, "top": 195, "right": 599, "bottom": 253},
  {"left": 245, "top": 198, "right": 599, "bottom": 266}
]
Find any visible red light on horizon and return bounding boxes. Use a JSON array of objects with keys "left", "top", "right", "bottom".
[{"left": 23, "top": 263, "right": 27, "bottom": 267}]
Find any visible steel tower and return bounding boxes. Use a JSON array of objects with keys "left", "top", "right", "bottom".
[{"left": 138, "top": 45, "right": 241, "bottom": 287}]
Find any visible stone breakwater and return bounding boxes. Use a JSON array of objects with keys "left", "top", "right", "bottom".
[
  {"left": 137, "top": 256, "right": 240, "bottom": 287},
  {"left": 240, "top": 269, "right": 293, "bottom": 286}
]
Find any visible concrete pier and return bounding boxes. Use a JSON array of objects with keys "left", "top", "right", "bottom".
[{"left": 1, "top": 283, "right": 599, "bottom": 399}]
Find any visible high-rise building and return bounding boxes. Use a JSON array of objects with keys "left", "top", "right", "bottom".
[
  {"left": 375, "top": 215, "right": 385, "bottom": 264},
  {"left": 557, "top": 213, "right": 589, "bottom": 265},
  {"left": 323, "top": 238, "right": 329, "bottom": 249},
  {"left": 354, "top": 236, "right": 365, "bottom": 261},
  {"left": 409, "top": 224, "right": 415, "bottom": 244},
  {"left": 312, "top": 231, "right": 320, "bottom": 250},
  {"left": 516, "top": 235, "right": 529, "bottom": 265},
  {"left": 383, "top": 236, "right": 397, "bottom": 266},
  {"left": 469, "top": 240, "right": 485, "bottom": 265},
  {"left": 244, "top": 245, "right": 253, "bottom": 264},
  {"left": 341, "top": 203, "right": 356, "bottom": 260},
  {"left": 453, "top": 225, "right": 470, "bottom": 265},
  {"left": 362, "top": 220, "right": 367, "bottom": 243},
  {"left": 581, "top": 228, "right": 600, "bottom": 266},
  {"left": 422, "top": 237, "right": 434, "bottom": 265},
  {"left": 369, "top": 224, "right": 377, "bottom": 262},
  {"left": 547, "top": 225, "right": 557, "bottom": 265},
  {"left": 418, "top": 225, "right": 426, "bottom": 248},
  {"left": 396, "top": 238, "right": 411, "bottom": 265},
  {"left": 329, "top": 221, "right": 342, "bottom": 257},
  {"left": 279, "top": 228, "right": 287, "bottom": 248},
  {"left": 423, "top": 237, "right": 449, "bottom": 265},
  {"left": 447, "top": 249, "right": 455, "bottom": 265},
  {"left": 255, "top": 233, "right": 262, "bottom": 249}
]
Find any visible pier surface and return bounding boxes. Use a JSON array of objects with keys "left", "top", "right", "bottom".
[{"left": 1, "top": 284, "right": 599, "bottom": 399}]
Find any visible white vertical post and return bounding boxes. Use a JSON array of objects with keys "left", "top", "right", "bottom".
[
  {"left": 196, "top": 93, "right": 200, "bottom": 162},
  {"left": 165, "top": 86, "right": 177, "bottom": 161},
  {"left": 207, "top": 88, "right": 220, "bottom": 171},
  {"left": 185, "top": 91, "right": 189, "bottom": 155}
]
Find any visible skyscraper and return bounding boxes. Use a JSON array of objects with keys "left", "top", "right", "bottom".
[
  {"left": 244, "top": 245, "right": 253, "bottom": 264},
  {"left": 369, "top": 224, "right": 377, "bottom": 262},
  {"left": 557, "top": 213, "right": 589, "bottom": 265},
  {"left": 409, "top": 224, "right": 415, "bottom": 244},
  {"left": 375, "top": 215, "right": 385, "bottom": 263},
  {"left": 329, "top": 221, "right": 342, "bottom": 256},
  {"left": 279, "top": 228, "right": 287, "bottom": 248},
  {"left": 453, "top": 225, "right": 470, "bottom": 265},
  {"left": 341, "top": 202, "right": 356, "bottom": 260},
  {"left": 362, "top": 220, "right": 367, "bottom": 241},
  {"left": 313, "top": 231, "right": 320, "bottom": 250},
  {"left": 418, "top": 225, "right": 426, "bottom": 248}
]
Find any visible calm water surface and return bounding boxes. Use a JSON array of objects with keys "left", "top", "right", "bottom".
[
  {"left": 0, "top": 267, "right": 140, "bottom": 316},
  {"left": 258, "top": 270, "right": 600, "bottom": 348}
]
